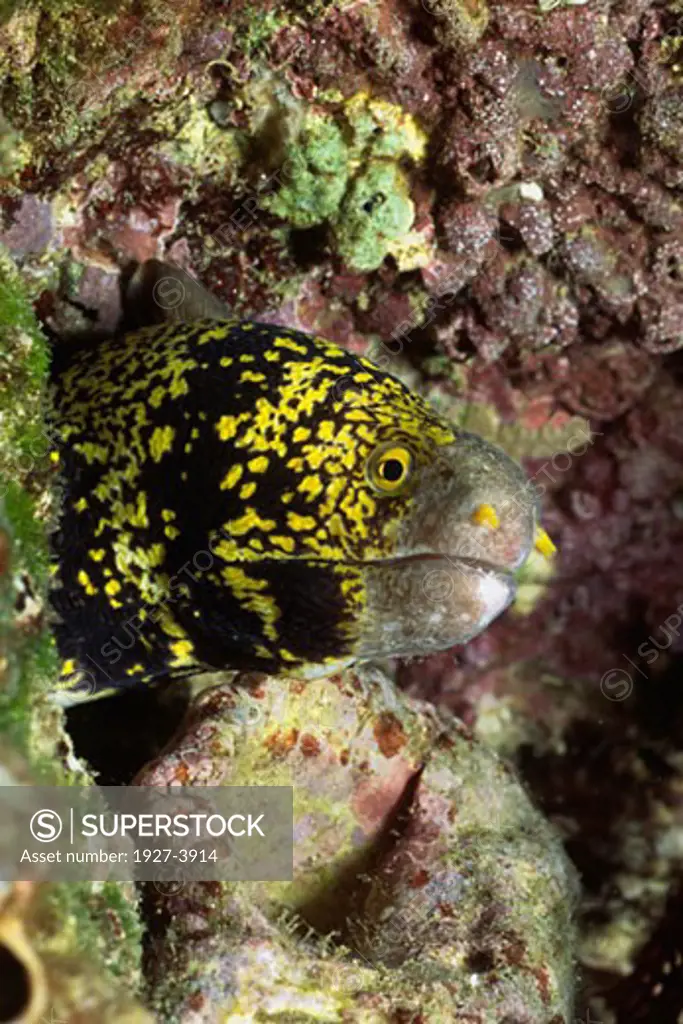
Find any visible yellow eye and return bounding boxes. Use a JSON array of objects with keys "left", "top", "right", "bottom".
[{"left": 366, "top": 444, "right": 414, "bottom": 494}]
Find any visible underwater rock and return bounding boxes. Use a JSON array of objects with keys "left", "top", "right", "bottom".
[
  {"left": 0, "top": 245, "right": 56, "bottom": 722},
  {"left": 0, "top": 871, "right": 153, "bottom": 1024},
  {"left": 0, "top": 880, "right": 49, "bottom": 1024},
  {"left": 558, "top": 341, "right": 656, "bottom": 421},
  {"left": 138, "top": 668, "right": 578, "bottom": 1022},
  {"left": 422, "top": 0, "right": 490, "bottom": 50},
  {"left": 640, "top": 88, "right": 683, "bottom": 186},
  {"left": 0, "top": 196, "right": 55, "bottom": 260},
  {"left": 2, "top": 0, "right": 678, "bottom": 381}
]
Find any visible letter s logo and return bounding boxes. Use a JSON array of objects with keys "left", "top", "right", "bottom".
[{"left": 30, "top": 809, "right": 63, "bottom": 842}]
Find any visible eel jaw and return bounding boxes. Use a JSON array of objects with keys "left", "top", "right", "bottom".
[{"left": 356, "top": 553, "right": 516, "bottom": 662}]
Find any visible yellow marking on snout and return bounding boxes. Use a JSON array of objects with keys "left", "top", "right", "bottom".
[
  {"left": 534, "top": 526, "right": 557, "bottom": 559},
  {"left": 472, "top": 503, "right": 500, "bottom": 530}
]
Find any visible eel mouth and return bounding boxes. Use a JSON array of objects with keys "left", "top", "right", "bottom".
[
  {"left": 358, "top": 551, "right": 519, "bottom": 661},
  {"left": 367, "top": 551, "right": 515, "bottom": 579}
]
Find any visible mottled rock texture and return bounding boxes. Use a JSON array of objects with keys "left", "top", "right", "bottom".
[{"left": 137, "top": 671, "right": 578, "bottom": 1022}]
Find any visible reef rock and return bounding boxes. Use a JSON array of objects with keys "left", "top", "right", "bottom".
[{"left": 138, "top": 669, "right": 578, "bottom": 1022}]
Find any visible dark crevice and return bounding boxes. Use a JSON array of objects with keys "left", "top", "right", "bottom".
[
  {"left": 290, "top": 766, "right": 425, "bottom": 951},
  {"left": 288, "top": 224, "right": 330, "bottom": 269},
  {"left": 65, "top": 682, "right": 191, "bottom": 785},
  {"left": 0, "top": 944, "right": 31, "bottom": 1022},
  {"left": 497, "top": 220, "right": 525, "bottom": 254}
]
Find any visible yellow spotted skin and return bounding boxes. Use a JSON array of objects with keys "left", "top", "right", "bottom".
[{"left": 49, "top": 319, "right": 457, "bottom": 696}]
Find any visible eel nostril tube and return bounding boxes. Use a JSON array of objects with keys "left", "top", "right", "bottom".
[
  {"left": 0, "top": 915, "right": 47, "bottom": 1024},
  {"left": 471, "top": 503, "right": 500, "bottom": 530},
  {"left": 534, "top": 526, "right": 557, "bottom": 559}
]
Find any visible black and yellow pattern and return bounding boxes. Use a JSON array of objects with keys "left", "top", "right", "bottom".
[{"left": 49, "top": 318, "right": 466, "bottom": 697}]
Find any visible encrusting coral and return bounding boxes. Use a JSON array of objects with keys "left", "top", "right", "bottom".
[
  {"left": 260, "top": 91, "right": 429, "bottom": 271},
  {"left": 138, "top": 671, "right": 578, "bottom": 1022}
]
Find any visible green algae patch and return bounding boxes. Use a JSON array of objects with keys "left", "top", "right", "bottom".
[
  {"left": 0, "top": 249, "right": 152, "bottom": 1021},
  {"left": 0, "top": 250, "right": 51, "bottom": 474},
  {"left": 343, "top": 91, "right": 426, "bottom": 163},
  {"left": 335, "top": 159, "right": 416, "bottom": 272},
  {"left": 0, "top": 0, "right": 200, "bottom": 176},
  {"left": 0, "top": 244, "right": 86, "bottom": 766},
  {"left": 37, "top": 881, "right": 145, "bottom": 983},
  {"left": 265, "top": 112, "right": 350, "bottom": 229},
  {"left": 443, "top": 392, "right": 592, "bottom": 462},
  {"left": 0, "top": 112, "right": 30, "bottom": 180},
  {"left": 0, "top": 247, "right": 58, "bottom": 755},
  {"left": 261, "top": 91, "right": 428, "bottom": 272},
  {"left": 153, "top": 95, "right": 244, "bottom": 187}
]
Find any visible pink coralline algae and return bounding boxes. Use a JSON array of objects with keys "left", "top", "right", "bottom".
[{"left": 2, "top": 0, "right": 682, "bottom": 365}]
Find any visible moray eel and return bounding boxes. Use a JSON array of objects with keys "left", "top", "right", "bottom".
[{"left": 48, "top": 261, "right": 554, "bottom": 703}]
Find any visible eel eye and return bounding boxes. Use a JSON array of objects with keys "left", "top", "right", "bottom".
[{"left": 366, "top": 443, "right": 414, "bottom": 494}]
